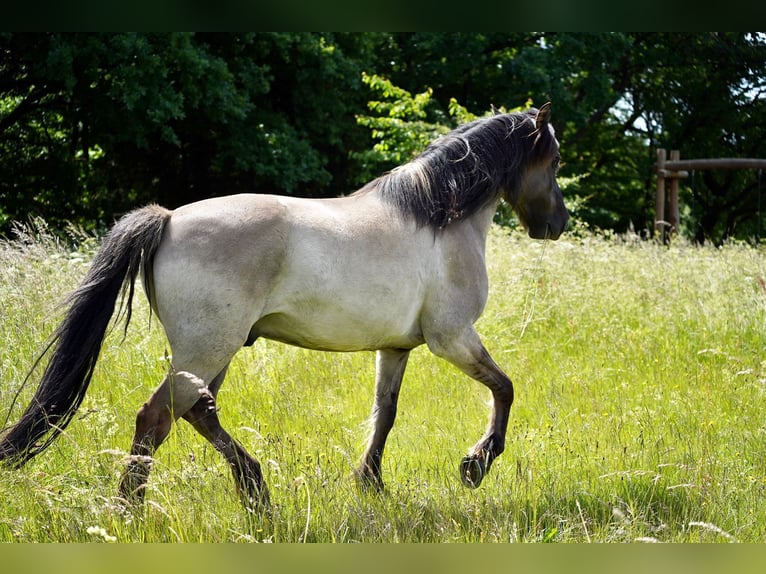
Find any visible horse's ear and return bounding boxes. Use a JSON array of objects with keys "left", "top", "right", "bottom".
[
  {"left": 535, "top": 102, "right": 552, "bottom": 130},
  {"left": 490, "top": 103, "right": 501, "bottom": 116}
]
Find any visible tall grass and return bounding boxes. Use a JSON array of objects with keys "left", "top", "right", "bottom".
[{"left": 1, "top": 223, "right": 765, "bottom": 542}]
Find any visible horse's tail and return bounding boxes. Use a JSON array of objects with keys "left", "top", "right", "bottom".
[{"left": 0, "top": 204, "right": 172, "bottom": 467}]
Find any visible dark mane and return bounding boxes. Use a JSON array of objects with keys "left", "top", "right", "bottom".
[{"left": 358, "top": 109, "right": 555, "bottom": 228}]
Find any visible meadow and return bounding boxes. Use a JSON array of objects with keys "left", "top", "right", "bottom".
[{"left": 0, "top": 222, "right": 765, "bottom": 543}]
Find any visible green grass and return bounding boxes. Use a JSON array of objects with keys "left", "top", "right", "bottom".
[{"left": 1, "top": 223, "right": 765, "bottom": 542}]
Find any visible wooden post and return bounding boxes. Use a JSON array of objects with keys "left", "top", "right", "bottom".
[
  {"left": 655, "top": 148, "right": 667, "bottom": 242},
  {"left": 653, "top": 153, "right": 765, "bottom": 243},
  {"left": 668, "top": 149, "right": 680, "bottom": 236}
]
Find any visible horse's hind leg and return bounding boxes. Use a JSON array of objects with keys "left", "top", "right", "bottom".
[
  {"left": 118, "top": 369, "right": 208, "bottom": 503},
  {"left": 427, "top": 327, "right": 514, "bottom": 489},
  {"left": 182, "top": 369, "right": 270, "bottom": 510},
  {"left": 356, "top": 348, "right": 410, "bottom": 491}
]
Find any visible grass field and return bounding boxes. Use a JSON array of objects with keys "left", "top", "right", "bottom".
[{"left": 0, "top": 222, "right": 765, "bottom": 543}]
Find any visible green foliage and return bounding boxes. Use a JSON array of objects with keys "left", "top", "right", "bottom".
[
  {"left": 2, "top": 228, "right": 766, "bottom": 541},
  {"left": 351, "top": 73, "right": 449, "bottom": 182},
  {"left": 1, "top": 33, "right": 765, "bottom": 243},
  {"left": 374, "top": 33, "right": 766, "bottom": 243},
  {"left": 352, "top": 72, "right": 531, "bottom": 184},
  {"left": 0, "top": 33, "right": 382, "bottom": 231}
]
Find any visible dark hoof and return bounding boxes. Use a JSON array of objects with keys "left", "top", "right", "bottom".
[
  {"left": 354, "top": 467, "right": 385, "bottom": 494},
  {"left": 114, "top": 494, "right": 144, "bottom": 514},
  {"left": 459, "top": 455, "right": 485, "bottom": 488},
  {"left": 245, "top": 488, "right": 271, "bottom": 512},
  {"left": 238, "top": 476, "right": 271, "bottom": 514}
]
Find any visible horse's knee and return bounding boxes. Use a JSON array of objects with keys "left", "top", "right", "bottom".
[{"left": 183, "top": 390, "right": 217, "bottom": 425}]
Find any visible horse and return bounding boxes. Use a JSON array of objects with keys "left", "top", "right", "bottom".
[{"left": 0, "top": 103, "right": 568, "bottom": 509}]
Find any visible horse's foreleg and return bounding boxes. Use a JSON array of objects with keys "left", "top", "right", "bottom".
[
  {"left": 428, "top": 328, "right": 513, "bottom": 488},
  {"left": 118, "top": 370, "right": 207, "bottom": 503},
  {"left": 356, "top": 348, "right": 410, "bottom": 491},
  {"left": 182, "top": 390, "right": 270, "bottom": 511}
]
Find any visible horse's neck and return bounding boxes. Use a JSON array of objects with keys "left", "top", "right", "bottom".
[
  {"left": 458, "top": 197, "right": 501, "bottom": 246},
  {"left": 435, "top": 198, "right": 500, "bottom": 270}
]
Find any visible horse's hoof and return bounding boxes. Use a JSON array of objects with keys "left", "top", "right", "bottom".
[
  {"left": 241, "top": 487, "right": 272, "bottom": 517},
  {"left": 354, "top": 467, "right": 385, "bottom": 494},
  {"left": 459, "top": 455, "right": 484, "bottom": 488}
]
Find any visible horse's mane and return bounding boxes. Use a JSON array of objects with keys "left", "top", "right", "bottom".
[{"left": 357, "top": 109, "right": 555, "bottom": 228}]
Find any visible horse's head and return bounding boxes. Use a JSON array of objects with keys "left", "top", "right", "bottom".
[{"left": 511, "top": 103, "right": 569, "bottom": 240}]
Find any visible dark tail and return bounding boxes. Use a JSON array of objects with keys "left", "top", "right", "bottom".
[{"left": 0, "top": 204, "right": 172, "bottom": 466}]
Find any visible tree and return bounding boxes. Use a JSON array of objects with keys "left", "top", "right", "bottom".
[
  {"left": 362, "top": 33, "right": 658, "bottom": 231},
  {"left": 631, "top": 33, "right": 766, "bottom": 243},
  {"left": 0, "top": 33, "right": 384, "bottom": 232},
  {"left": 362, "top": 32, "right": 766, "bottom": 242},
  {"left": 2, "top": 33, "right": 765, "bottom": 243}
]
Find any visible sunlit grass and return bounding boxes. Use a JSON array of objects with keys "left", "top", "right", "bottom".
[{"left": 1, "top": 224, "right": 765, "bottom": 542}]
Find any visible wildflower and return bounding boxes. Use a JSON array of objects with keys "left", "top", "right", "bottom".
[{"left": 86, "top": 526, "right": 117, "bottom": 543}]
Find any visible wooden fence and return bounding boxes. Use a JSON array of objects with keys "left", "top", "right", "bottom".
[{"left": 654, "top": 149, "right": 766, "bottom": 242}]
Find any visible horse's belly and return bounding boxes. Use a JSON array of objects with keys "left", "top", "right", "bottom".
[{"left": 252, "top": 303, "right": 424, "bottom": 352}]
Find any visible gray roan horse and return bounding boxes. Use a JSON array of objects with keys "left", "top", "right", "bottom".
[{"left": 0, "top": 103, "right": 568, "bottom": 509}]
